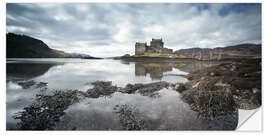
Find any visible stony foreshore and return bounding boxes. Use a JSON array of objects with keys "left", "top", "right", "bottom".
[
  {"left": 185, "top": 58, "right": 261, "bottom": 110},
  {"left": 12, "top": 58, "right": 261, "bottom": 130}
]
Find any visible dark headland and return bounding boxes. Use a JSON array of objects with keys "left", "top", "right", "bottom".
[{"left": 6, "top": 33, "right": 102, "bottom": 59}]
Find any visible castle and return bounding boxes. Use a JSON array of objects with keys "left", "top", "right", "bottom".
[{"left": 135, "top": 38, "right": 173, "bottom": 55}]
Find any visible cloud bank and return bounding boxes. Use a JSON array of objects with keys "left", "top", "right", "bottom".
[{"left": 7, "top": 3, "right": 261, "bottom": 57}]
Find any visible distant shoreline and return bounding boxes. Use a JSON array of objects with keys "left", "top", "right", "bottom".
[
  {"left": 6, "top": 57, "right": 103, "bottom": 59},
  {"left": 114, "top": 55, "right": 259, "bottom": 62}
]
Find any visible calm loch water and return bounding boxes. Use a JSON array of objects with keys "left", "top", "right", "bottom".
[{"left": 6, "top": 58, "right": 259, "bottom": 130}]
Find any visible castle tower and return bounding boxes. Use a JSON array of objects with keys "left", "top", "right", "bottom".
[
  {"left": 150, "top": 38, "right": 164, "bottom": 49},
  {"left": 135, "top": 42, "right": 147, "bottom": 55}
]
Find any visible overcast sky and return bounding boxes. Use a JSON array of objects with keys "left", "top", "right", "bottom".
[{"left": 7, "top": 3, "right": 261, "bottom": 57}]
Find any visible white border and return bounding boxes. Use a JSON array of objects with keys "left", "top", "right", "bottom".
[{"left": 1, "top": 0, "right": 268, "bottom": 135}]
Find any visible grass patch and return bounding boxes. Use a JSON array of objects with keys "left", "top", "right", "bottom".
[{"left": 136, "top": 52, "right": 186, "bottom": 58}]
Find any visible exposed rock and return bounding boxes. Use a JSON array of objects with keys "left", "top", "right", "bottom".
[
  {"left": 232, "top": 88, "right": 261, "bottom": 110},
  {"left": 114, "top": 104, "right": 147, "bottom": 130},
  {"left": 188, "top": 76, "right": 232, "bottom": 91},
  {"left": 120, "top": 83, "right": 145, "bottom": 94},
  {"left": 181, "top": 89, "right": 239, "bottom": 130},
  {"left": 185, "top": 58, "right": 261, "bottom": 110},
  {"left": 181, "top": 90, "right": 237, "bottom": 119},
  {"left": 17, "top": 80, "right": 36, "bottom": 89},
  {"left": 16, "top": 80, "right": 49, "bottom": 90},
  {"left": 13, "top": 90, "right": 81, "bottom": 130},
  {"left": 86, "top": 81, "right": 118, "bottom": 98},
  {"left": 174, "top": 83, "right": 187, "bottom": 93},
  {"left": 120, "top": 81, "right": 170, "bottom": 96},
  {"left": 36, "top": 82, "right": 48, "bottom": 88}
]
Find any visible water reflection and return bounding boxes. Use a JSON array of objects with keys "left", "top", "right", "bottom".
[
  {"left": 11, "top": 87, "right": 243, "bottom": 130},
  {"left": 135, "top": 63, "right": 175, "bottom": 80},
  {"left": 175, "top": 60, "right": 222, "bottom": 73},
  {"left": 12, "top": 90, "right": 81, "bottom": 130},
  {"left": 133, "top": 60, "right": 223, "bottom": 81},
  {"left": 53, "top": 89, "right": 205, "bottom": 130},
  {"left": 6, "top": 58, "right": 260, "bottom": 130},
  {"left": 7, "top": 63, "right": 63, "bottom": 81},
  {"left": 6, "top": 81, "right": 45, "bottom": 130}
]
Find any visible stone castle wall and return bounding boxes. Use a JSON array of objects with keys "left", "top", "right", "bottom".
[
  {"left": 150, "top": 39, "right": 164, "bottom": 49},
  {"left": 161, "top": 48, "right": 173, "bottom": 54},
  {"left": 135, "top": 38, "right": 173, "bottom": 55},
  {"left": 135, "top": 42, "right": 147, "bottom": 55}
]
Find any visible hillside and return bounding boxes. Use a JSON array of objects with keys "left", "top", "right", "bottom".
[
  {"left": 174, "top": 43, "right": 261, "bottom": 60},
  {"left": 6, "top": 33, "right": 100, "bottom": 59}
]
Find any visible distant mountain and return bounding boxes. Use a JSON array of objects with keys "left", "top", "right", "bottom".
[
  {"left": 71, "top": 53, "right": 91, "bottom": 57},
  {"left": 174, "top": 43, "right": 261, "bottom": 60},
  {"left": 6, "top": 33, "right": 101, "bottom": 59}
]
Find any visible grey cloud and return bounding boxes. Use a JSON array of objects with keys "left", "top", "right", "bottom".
[{"left": 6, "top": 3, "right": 261, "bottom": 57}]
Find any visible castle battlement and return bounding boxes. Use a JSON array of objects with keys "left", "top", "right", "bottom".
[
  {"left": 135, "top": 42, "right": 147, "bottom": 46},
  {"left": 135, "top": 38, "right": 173, "bottom": 55}
]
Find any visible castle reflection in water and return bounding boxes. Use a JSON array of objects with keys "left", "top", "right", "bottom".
[
  {"left": 134, "top": 61, "right": 222, "bottom": 80},
  {"left": 135, "top": 63, "right": 174, "bottom": 80}
]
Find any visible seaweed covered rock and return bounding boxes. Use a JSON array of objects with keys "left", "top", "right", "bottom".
[
  {"left": 13, "top": 90, "right": 81, "bottom": 130},
  {"left": 120, "top": 81, "right": 170, "bottom": 96},
  {"left": 121, "top": 83, "right": 145, "bottom": 94},
  {"left": 86, "top": 81, "right": 118, "bottom": 98},
  {"left": 187, "top": 76, "right": 232, "bottom": 91},
  {"left": 185, "top": 59, "right": 261, "bottom": 109},
  {"left": 114, "top": 104, "right": 147, "bottom": 130},
  {"left": 181, "top": 90, "right": 237, "bottom": 119},
  {"left": 17, "top": 80, "right": 48, "bottom": 89},
  {"left": 181, "top": 90, "right": 239, "bottom": 130},
  {"left": 17, "top": 80, "right": 36, "bottom": 89},
  {"left": 232, "top": 88, "right": 261, "bottom": 110},
  {"left": 174, "top": 83, "right": 187, "bottom": 93},
  {"left": 35, "top": 82, "right": 48, "bottom": 88}
]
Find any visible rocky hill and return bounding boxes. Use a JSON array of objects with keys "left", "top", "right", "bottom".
[
  {"left": 7, "top": 33, "right": 100, "bottom": 59},
  {"left": 174, "top": 43, "right": 261, "bottom": 60}
]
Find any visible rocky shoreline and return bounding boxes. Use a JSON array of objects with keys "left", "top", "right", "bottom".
[
  {"left": 12, "top": 58, "right": 261, "bottom": 130},
  {"left": 185, "top": 58, "right": 261, "bottom": 109}
]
